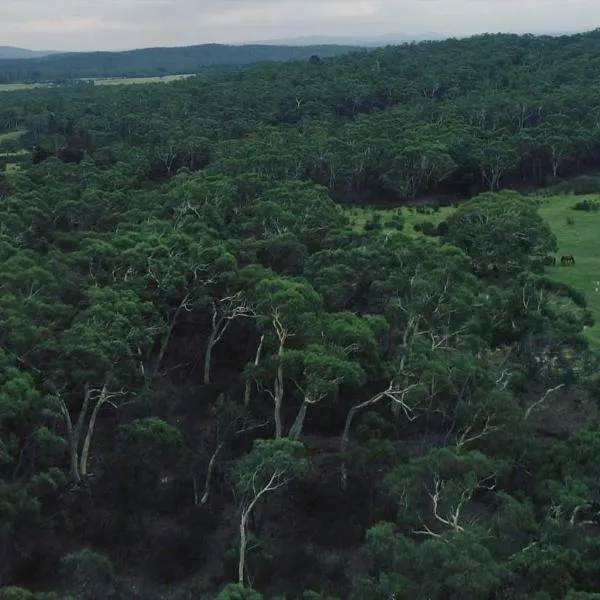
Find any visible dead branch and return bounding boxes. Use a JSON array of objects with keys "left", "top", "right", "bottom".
[
  {"left": 455, "top": 412, "right": 499, "bottom": 450},
  {"left": 340, "top": 381, "right": 418, "bottom": 489},
  {"left": 524, "top": 383, "right": 566, "bottom": 421}
]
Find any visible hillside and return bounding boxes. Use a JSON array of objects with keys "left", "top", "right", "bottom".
[
  {"left": 0, "top": 42, "right": 363, "bottom": 83},
  {"left": 2, "top": 29, "right": 600, "bottom": 600},
  {"left": 0, "top": 46, "right": 56, "bottom": 59},
  {"left": 247, "top": 32, "right": 446, "bottom": 46}
]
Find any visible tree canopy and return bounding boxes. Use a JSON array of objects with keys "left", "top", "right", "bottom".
[{"left": 1, "top": 28, "right": 600, "bottom": 600}]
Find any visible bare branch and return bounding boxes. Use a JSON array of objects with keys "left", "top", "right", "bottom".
[
  {"left": 455, "top": 412, "right": 499, "bottom": 450},
  {"left": 238, "top": 467, "right": 290, "bottom": 585},
  {"left": 524, "top": 383, "right": 566, "bottom": 421},
  {"left": 340, "top": 381, "right": 418, "bottom": 488}
]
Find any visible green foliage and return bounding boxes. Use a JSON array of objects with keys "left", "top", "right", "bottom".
[
  {"left": 59, "top": 548, "right": 116, "bottom": 600},
  {"left": 3, "top": 26, "right": 600, "bottom": 600},
  {"left": 116, "top": 418, "right": 184, "bottom": 498},
  {"left": 233, "top": 438, "right": 307, "bottom": 498},
  {"left": 212, "top": 584, "right": 263, "bottom": 600},
  {"left": 573, "top": 199, "right": 600, "bottom": 212},
  {"left": 444, "top": 190, "right": 557, "bottom": 276},
  {"left": 0, "top": 44, "right": 360, "bottom": 83},
  {"left": 0, "top": 589, "right": 75, "bottom": 600}
]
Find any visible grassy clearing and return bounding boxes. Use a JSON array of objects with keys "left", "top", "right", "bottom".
[
  {"left": 5, "top": 163, "right": 22, "bottom": 174},
  {"left": 0, "top": 149, "right": 28, "bottom": 159},
  {"left": 0, "top": 73, "right": 195, "bottom": 92},
  {"left": 538, "top": 194, "right": 600, "bottom": 347},
  {"left": 82, "top": 74, "right": 194, "bottom": 86},
  {"left": 0, "top": 82, "right": 49, "bottom": 92},
  {"left": 347, "top": 205, "right": 454, "bottom": 237},
  {"left": 346, "top": 194, "right": 600, "bottom": 347},
  {"left": 0, "top": 130, "right": 25, "bottom": 141}
]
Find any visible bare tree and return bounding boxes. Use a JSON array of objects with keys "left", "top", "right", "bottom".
[
  {"left": 455, "top": 411, "right": 499, "bottom": 450},
  {"left": 238, "top": 468, "right": 290, "bottom": 585},
  {"left": 56, "top": 384, "right": 125, "bottom": 483},
  {"left": 204, "top": 292, "right": 255, "bottom": 384},
  {"left": 524, "top": 383, "right": 566, "bottom": 421},
  {"left": 154, "top": 292, "right": 192, "bottom": 376},
  {"left": 414, "top": 473, "right": 495, "bottom": 538},
  {"left": 288, "top": 390, "right": 327, "bottom": 441},
  {"left": 244, "top": 334, "right": 265, "bottom": 408},
  {"left": 262, "top": 310, "right": 293, "bottom": 438},
  {"left": 340, "top": 381, "right": 418, "bottom": 489}
]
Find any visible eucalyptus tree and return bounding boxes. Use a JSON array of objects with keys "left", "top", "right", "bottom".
[{"left": 233, "top": 438, "right": 307, "bottom": 585}]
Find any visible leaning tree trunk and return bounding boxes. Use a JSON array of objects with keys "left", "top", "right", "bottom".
[{"left": 288, "top": 399, "right": 309, "bottom": 440}]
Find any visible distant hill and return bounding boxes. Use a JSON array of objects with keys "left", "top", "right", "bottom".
[
  {"left": 247, "top": 33, "right": 447, "bottom": 46},
  {"left": 0, "top": 46, "right": 57, "bottom": 59},
  {"left": 0, "top": 43, "right": 363, "bottom": 84},
  {"left": 249, "top": 29, "right": 586, "bottom": 47}
]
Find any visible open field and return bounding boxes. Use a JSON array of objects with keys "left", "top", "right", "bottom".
[
  {"left": 347, "top": 204, "right": 453, "bottom": 237},
  {"left": 82, "top": 74, "right": 195, "bottom": 85},
  {"left": 0, "top": 82, "right": 49, "bottom": 92},
  {"left": 5, "top": 163, "right": 22, "bottom": 174},
  {"left": 538, "top": 195, "right": 600, "bottom": 347},
  {"left": 0, "top": 149, "right": 28, "bottom": 158},
  {"left": 0, "top": 130, "right": 26, "bottom": 141},
  {"left": 348, "top": 194, "right": 600, "bottom": 347},
  {"left": 0, "top": 73, "right": 195, "bottom": 92}
]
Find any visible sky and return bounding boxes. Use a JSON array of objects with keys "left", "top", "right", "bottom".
[{"left": 0, "top": 0, "right": 597, "bottom": 52}]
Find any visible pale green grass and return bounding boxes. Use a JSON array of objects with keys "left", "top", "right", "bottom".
[
  {"left": 0, "top": 130, "right": 25, "bottom": 141},
  {"left": 346, "top": 195, "right": 600, "bottom": 347},
  {"left": 0, "top": 82, "right": 49, "bottom": 92},
  {"left": 0, "top": 149, "right": 28, "bottom": 158},
  {"left": 5, "top": 163, "right": 22, "bottom": 174},
  {"left": 0, "top": 73, "right": 195, "bottom": 92},
  {"left": 347, "top": 205, "right": 454, "bottom": 237},
  {"left": 538, "top": 194, "right": 600, "bottom": 347},
  {"left": 81, "top": 74, "right": 194, "bottom": 86}
]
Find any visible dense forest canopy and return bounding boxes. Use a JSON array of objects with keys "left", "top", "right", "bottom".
[
  {"left": 0, "top": 43, "right": 363, "bottom": 83},
  {"left": 2, "top": 29, "right": 600, "bottom": 600}
]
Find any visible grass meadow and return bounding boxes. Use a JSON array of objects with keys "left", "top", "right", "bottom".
[{"left": 0, "top": 73, "right": 195, "bottom": 92}]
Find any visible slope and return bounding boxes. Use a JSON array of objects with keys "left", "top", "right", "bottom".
[{"left": 0, "top": 42, "right": 363, "bottom": 83}]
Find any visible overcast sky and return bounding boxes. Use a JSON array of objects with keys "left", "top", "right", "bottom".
[{"left": 0, "top": 0, "right": 597, "bottom": 52}]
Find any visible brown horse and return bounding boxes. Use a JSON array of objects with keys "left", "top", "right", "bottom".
[{"left": 560, "top": 255, "right": 575, "bottom": 265}]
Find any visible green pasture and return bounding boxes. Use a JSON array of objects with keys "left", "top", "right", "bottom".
[
  {"left": 538, "top": 195, "right": 600, "bottom": 347},
  {"left": 5, "top": 163, "right": 22, "bottom": 174},
  {"left": 0, "top": 130, "right": 25, "bottom": 141},
  {"left": 347, "top": 194, "right": 600, "bottom": 347},
  {"left": 0, "top": 73, "right": 195, "bottom": 92},
  {"left": 81, "top": 74, "right": 194, "bottom": 86},
  {"left": 347, "top": 204, "right": 453, "bottom": 237},
  {"left": 0, "top": 82, "right": 49, "bottom": 92},
  {"left": 0, "top": 150, "right": 28, "bottom": 159}
]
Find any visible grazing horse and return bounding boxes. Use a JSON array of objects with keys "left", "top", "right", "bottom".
[{"left": 560, "top": 255, "right": 575, "bottom": 266}]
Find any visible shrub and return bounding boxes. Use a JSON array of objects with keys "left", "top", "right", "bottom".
[
  {"left": 572, "top": 199, "right": 600, "bottom": 212},
  {"left": 60, "top": 548, "right": 116, "bottom": 600},
  {"left": 385, "top": 214, "right": 405, "bottom": 230},
  {"left": 413, "top": 221, "right": 437, "bottom": 236},
  {"left": 548, "top": 175, "right": 600, "bottom": 195}
]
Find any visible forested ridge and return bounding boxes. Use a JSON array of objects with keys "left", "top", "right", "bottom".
[
  {"left": 1, "top": 29, "right": 600, "bottom": 600},
  {"left": 0, "top": 44, "right": 362, "bottom": 84}
]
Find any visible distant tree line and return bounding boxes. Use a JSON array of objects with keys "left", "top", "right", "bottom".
[
  {"left": 3, "top": 31, "right": 600, "bottom": 202},
  {"left": 0, "top": 43, "right": 363, "bottom": 83}
]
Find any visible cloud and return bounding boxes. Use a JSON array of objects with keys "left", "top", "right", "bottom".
[{"left": 0, "top": 0, "right": 598, "bottom": 51}]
